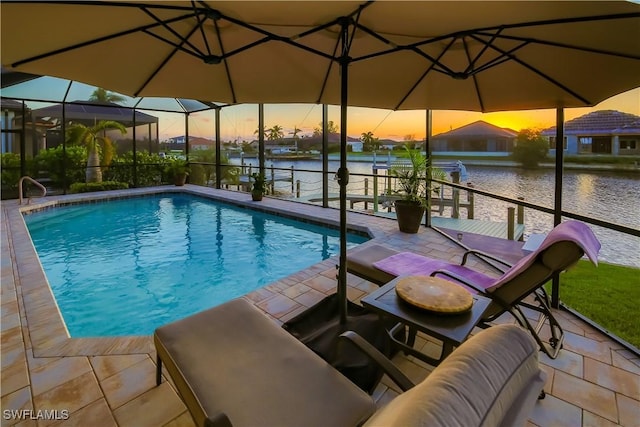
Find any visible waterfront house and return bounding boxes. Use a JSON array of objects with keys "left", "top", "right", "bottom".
[
  {"left": 250, "top": 133, "right": 361, "bottom": 153},
  {"left": 542, "top": 110, "right": 640, "bottom": 156},
  {"left": 189, "top": 137, "right": 217, "bottom": 151},
  {"left": 431, "top": 120, "right": 517, "bottom": 155}
]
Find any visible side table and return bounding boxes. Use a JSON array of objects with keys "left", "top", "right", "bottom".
[{"left": 361, "top": 275, "right": 491, "bottom": 366}]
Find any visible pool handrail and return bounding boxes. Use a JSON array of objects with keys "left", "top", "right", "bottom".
[{"left": 19, "top": 176, "right": 47, "bottom": 205}]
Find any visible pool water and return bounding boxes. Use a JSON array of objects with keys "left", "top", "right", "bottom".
[{"left": 24, "top": 194, "right": 368, "bottom": 337}]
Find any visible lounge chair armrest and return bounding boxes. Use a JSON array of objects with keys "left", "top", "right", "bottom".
[
  {"left": 430, "top": 270, "right": 487, "bottom": 295},
  {"left": 340, "top": 331, "right": 414, "bottom": 392},
  {"left": 461, "top": 249, "right": 512, "bottom": 272}
]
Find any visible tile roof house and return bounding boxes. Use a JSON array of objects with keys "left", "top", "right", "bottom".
[
  {"left": 541, "top": 110, "right": 640, "bottom": 155},
  {"left": 431, "top": 120, "right": 518, "bottom": 154}
]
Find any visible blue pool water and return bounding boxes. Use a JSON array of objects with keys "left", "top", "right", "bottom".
[{"left": 24, "top": 194, "right": 368, "bottom": 337}]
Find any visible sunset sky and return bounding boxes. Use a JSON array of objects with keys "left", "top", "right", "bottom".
[{"left": 164, "top": 88, "right": 639, "bottom": 142}]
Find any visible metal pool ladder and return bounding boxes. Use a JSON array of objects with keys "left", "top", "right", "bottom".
[{"left": 19, "top": 176, "right": 47, "bottom": 205}]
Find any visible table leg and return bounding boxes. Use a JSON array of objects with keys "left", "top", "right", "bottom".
[
  {"left": 386, "top": 324, "right": 454, "bottom": 366},
  {"left": 407, "top": 326, "right": 417, "bottom": 348}
]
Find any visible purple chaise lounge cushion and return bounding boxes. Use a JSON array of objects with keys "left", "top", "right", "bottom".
[{"left": 373, "top": 220, "right": 600, "bottom": 293}]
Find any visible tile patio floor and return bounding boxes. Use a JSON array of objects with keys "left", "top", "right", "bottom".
[{"left": 1, "top": 186, "right": 639, "bottom": 427}]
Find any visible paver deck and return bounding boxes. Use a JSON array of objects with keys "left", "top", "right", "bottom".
[{"left": 1, "top": 186, "right": 638, "bottom": 426}]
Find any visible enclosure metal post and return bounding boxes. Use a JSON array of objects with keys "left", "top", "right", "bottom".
[
  {"left": 215, "top": 108, "right": 222, "bottom": 189},
  {"left": 373, "top": 169, "right": 379, "bottom": 212},
  {"left": 185, "top": 113, "right": 190, "bottom": 159},
  {"left": 551, "top": 108, "right": 565, "bottom": 308},
  {"left": 258, "top": 104, "right": 265, "bottom": 174},
  {"left": 425, "top": 109, "right": 432, "bottom": 227},
  {"left": 132, "top": 112, "right": 138, "bottom": 188},
  {"left": 19, "top": 102, "right": 26, "bottom": 180},
  {"left": 62, "top": 104, "right": 68, "bottom": 193},
  {"left": 322, "top": 104, "right": 329, "bottom": 207}
]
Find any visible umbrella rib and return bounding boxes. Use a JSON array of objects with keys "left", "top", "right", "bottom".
[
  {"left": 462, "top": 37, "right": 485, "bottom": 112},
  {"left": 468, "top": 34, "right": 592, "bottom": 105},
  {"left": 317, "top": 33, "right": 342, "bottom": 104},
  {"left": 468, "top": 37, "right": 531, "bottom": 75},
  {"left": 139, "top": 5, "right": 206, "bottom": 57},
  {"left": 350, "top": 27, "right": 460, "bottom": 77},
  {"left": 486, "top": 11, "right": 640, "bottom": 33},
  {"left": 204, "top": 12, "right": 330, "bottom": 61},
  {"left": 134, "top": 22, "right": 204, "bottom": 97},
  {"left": 393, "top": 38, "right": 457, "bottom": 110},
  {"left": 191, "top": 1, "right": 213, "bottom": 55},
  {"left": 211, "top": 15, "right": 237, "bottom": 104},
  {"left": 402, "top": 11, "right": 640, "bottom": 52},
  {"left": 10, "top": 11, "right": 199, "bottom": 68},
  {"left": 142, "top": 30, "right": 205, "bottom": 61},
  {"left": 463, "top": 29, "right": 503, "bottom": 75},
  {"left": 475, "top": 31, "right": 640, "bottom": 61}
]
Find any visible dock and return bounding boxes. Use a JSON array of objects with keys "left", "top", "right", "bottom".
[
  {"left": 298, "top": 192, "right": 525, "bottom": 241},
  {"left": 371, "top": 211, "right": 525, "bottom": 241},
  {"left": 431, "top": 217, "right": 525, "bottom": 241}
]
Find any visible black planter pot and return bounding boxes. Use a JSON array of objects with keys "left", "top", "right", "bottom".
[
  {"left": 251, "top": 191, "right": 263, "bottom": 201},
  {"left": 395, "top": 200, "right": 425, "bottom": 233}
]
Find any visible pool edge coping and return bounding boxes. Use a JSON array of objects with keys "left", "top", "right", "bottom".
[{"left": 5, "top": 185, "right": 397, "bottom": 357}]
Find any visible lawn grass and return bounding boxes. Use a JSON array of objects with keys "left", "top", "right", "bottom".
[{"left": 557, "top": 260, "right": 640, "bottom": 349}]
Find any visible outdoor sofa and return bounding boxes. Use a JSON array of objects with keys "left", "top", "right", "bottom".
[{"left": 154, "top": 297, "right": 545, "bottom": 427}]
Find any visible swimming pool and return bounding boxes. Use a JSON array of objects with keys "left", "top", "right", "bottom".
[{"left": 24, "top": 193, "right": 368, "bottom": 337}]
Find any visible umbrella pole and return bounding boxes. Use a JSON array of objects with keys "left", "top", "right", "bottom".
[
  {"left": 551, "top": 107, "right": 565, "bottom": 308},
  {"left": 337, "top": 20, "right": 350, "bottom": 325}
]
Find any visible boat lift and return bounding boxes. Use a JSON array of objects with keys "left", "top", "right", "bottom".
[{"left": 371, "top": 153, "right": 469, "bottom": 214}]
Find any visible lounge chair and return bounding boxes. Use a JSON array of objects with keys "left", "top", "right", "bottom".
[
  {"left": 347, "top": 220, "right": 601, "bottom": 358},
  {"left": 154, "top": 297, "right": 546, "bottom": 427}
]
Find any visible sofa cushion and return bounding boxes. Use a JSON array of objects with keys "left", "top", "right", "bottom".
[
  {"left": 363, "top": 324, "right": 545, "bottom": 427},
  {"left": 155, "top": 298, "right": 375, "bottom": 427}
]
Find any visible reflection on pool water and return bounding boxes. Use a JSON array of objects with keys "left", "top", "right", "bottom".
[{"left": 24, "top": 194, "right": 368, "bottom": 337}]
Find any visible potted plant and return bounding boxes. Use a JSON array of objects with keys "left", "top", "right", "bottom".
[
  {"left": 165, "top": 158, "right": 190, "bottom": 186},
  {"left": 390, "top": 146, "right": 429, "bottom": 233},
  {"left": 250, "top": 172, "right": 267, "bottom": 201}
]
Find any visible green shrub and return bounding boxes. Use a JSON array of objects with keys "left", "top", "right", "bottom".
[
  {"left": 511, "top": 129, "right": 549, "bottom": 168},
  {"left": 188, "top": 149, "right": 239, "bottom": 185},
  {"left": 33, "top": 146, "right": 87, "bottom": 187},
  {"left": 1, "top": 152, "right": 22, "bottom": 190},
  {"left": 104, "top": 151, "right": 166, "bottom": 187},
  {"left": 69, "top": 181, "right": 129, "bottom": 193}
]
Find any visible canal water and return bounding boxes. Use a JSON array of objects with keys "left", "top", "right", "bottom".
[{"left": 240, "top": 158, "right": 639, "bottom": 267}]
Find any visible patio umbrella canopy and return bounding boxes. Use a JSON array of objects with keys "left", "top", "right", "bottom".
[
  {"left": 1, "top": 1, "right": 639, "bottom": 111},
  {"left": 2, "top": 1, "right": 639, "bottom": 336}
]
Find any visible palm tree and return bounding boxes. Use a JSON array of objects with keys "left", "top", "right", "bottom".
[
  {"left": 89, "top": 88, "right": 126, "bottom": 104},
  {"left": 361, "top": 131, "right": 379, "bottom": 152},
  {"left": 290, "top": 126, "right": 302, "bottom": 138},
  {"left": 67, "top": 120, "right": 126, "bottom": 183},
  {"left": 290, "top": 126, "right": 302, "bottom": 151},
  {"left": 267, "top": 124, "right": 284, "bottom": 141},
  {"left": 312, "top": 120, "right": 339, "bottom": 136}
]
